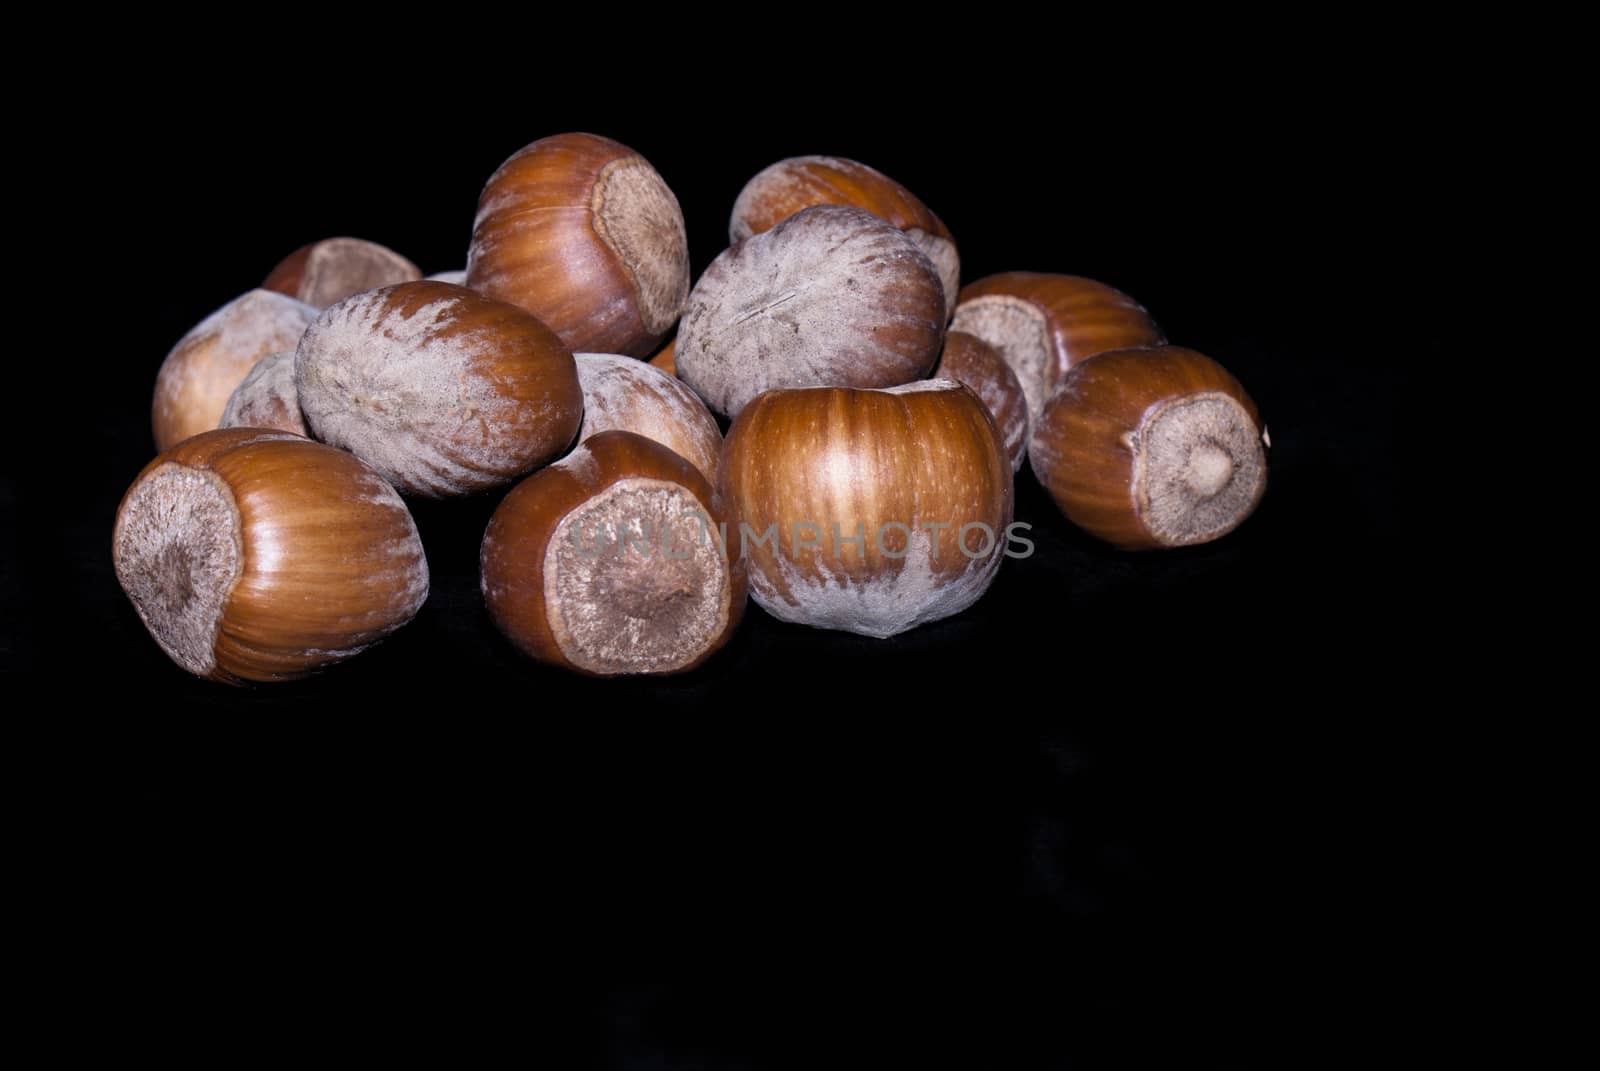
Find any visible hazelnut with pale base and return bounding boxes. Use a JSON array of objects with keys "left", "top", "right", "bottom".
[
  {"left": 113, "top": 429, "right": 429, "bottom": 684},
  {"left": 1030, "top": 346, "right": 1268, "bottom": 550},
  {"left": 481, "top": 431, "right": 746, "bottom": 677},
  {"left": 467, "top": 132, "right": 689, "bottom": 358},
  {"left": 720, "top": 380, "right": 1012, "bottom": 639}
]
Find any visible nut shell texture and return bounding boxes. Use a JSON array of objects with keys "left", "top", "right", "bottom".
[
  {"left": 295, "top": 281, "right": 582, "bottom": 498},
  {"left": 152, "top": 290, "right": 317, "bottom": 451},
  {"left": 219, "top": 351, "right": 306, "bottom": 435},
  {"left": 677, "top": 205, "right": 945, "bottom": 418},
  {"left": 467, "top": 132, "right": 689, "bottom": 357},
  {"left": 935, "top": 331, "right": 1029, "bottom": 472},
  {"left": 1029, "top": 346, "right": 1267, "bottom": 549},
  {"left": 481, "top": 431, "right": 745, "bottom": 676},
  {"left": 112, "top": 428, "right": 429, "bottom": 683},
  {"left": 574, "top": 352, "right": 722, "bottom": 483},
  {"left": 263, "top": 237, "right": 421, "bottom": 309},
  {"left": 720, "top": 380, "right": 1011, "bottom": 638},
  {"left": 952, "top": 273, "right": 1164, "bottom": 424},
  {"left": 730, "top": 154, "right": 959, "bottom": 309}
]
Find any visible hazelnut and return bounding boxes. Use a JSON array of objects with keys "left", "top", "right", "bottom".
[
  {"left": 720, "top": 380, "right": 1011, "bottom": 637},
  {"left": 481, "top": 431, "right": 746, "bottom": 676},
  {"left": 574, "top": 352, "right": 721, "bottom": 484},
  {"left": 294, "top": 281, "right": 582, "bottom": 498},
  {"left": 219, "top": 351, "right": 305, "bottom": 436},
  {"left": 466, "top": 132, "right": 689, "bottom": 357},
  {"left": 263, "top": 237, "right": 421, "bottom": 309},
  {"left": 113, "top": 428, "right": 429, "bottom": 683},
  {"left": 1029, "top": 346, "right": 1268, "bottom": 549},
  {"left": 934, "top": 331, "right": 1029, "bottom": 472},
  {"left": 951, "top": 272, "right": 1164, "bottom": 425},
  {"left": 730, "top": 154, "right": 960, "bottom": 311},
  {"left": 676, "top": 205, "right": 946, "bottom": 418},
  {"left": 648, "top": 336, "right": 676, "bottom": 377},
  {"left": 152, "top": 289, "right": 317, "bottom": 451}
]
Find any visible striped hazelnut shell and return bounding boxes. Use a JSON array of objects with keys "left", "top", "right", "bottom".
[
  {"left": 1029, "top": 346, "right": 1268, "bottom": 550},
  {"left": 112, "top": 428, "right": 429, "bottom": 684},
  {"left": 467, "top": 132, "right": 689, "bottom": 358},
  {"left": 951, "top": 272, "right": 1165, "bottom": 425},
  {"left": 719, "top": 380, "right": 1011, "bottom": 638}
]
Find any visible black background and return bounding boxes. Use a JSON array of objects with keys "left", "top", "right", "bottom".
[{"left": 13, "top": 40, "right": 1413, "bottom": 1067}]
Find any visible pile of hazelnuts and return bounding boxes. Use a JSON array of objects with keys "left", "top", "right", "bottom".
[{"left": 115, "top": 133, "right": 1269, "bottom": 683}]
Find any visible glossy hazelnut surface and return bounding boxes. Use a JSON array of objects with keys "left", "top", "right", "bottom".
[
  {"left": 467, "top": 132, "right": 689, "bottom": 357},
  {"left": 1030, "top": 346, "right": 1267, "bottom": 549},
  {"left": 952, "top": 272, "right": 1164, "bottom": 424},
  {"left": 720, "top": 380, "right": 1011, "bottom": 637},
  {"left": 113, "top": 429, "right": 429, "bottom": 683},
  {"left": 481, "top": 431, "right": 745, "bottom": 676}
]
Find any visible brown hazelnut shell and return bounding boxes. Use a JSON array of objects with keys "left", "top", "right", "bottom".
[
  {"left": 574, "top": 352, "right": 722, "bottom": 484},
  {"left": 481, "top": 430, "right": 746, "bottom": 676},
  {"left": 676, "top": 205, "right": 946, "bottom": 418},
  {"left": 648, "top": 336, "right": 676, "bottom": 376},
  {"left": 1029, "top": 346, "right": 1268, "bottom": 550},
  {"left": 952, "top": 272, "right": 1165, "bottom": 424},
  {"left": 719, "top": 380, "right": 1011, "bottom": 638},
  {"left": 152, "top": 290, "right": 317, "bottom": 452},
  {"left": 466, "top": 132, "right": 689, "bottom": 358},
  {"left": 219, "top": 351, "right": 306, "bottom": 436},
  {"left": 729, "top": 155, "right": 959, "bottom": 310},
  {"left": 112, "top": 428, "right": 429, "bottom": 684},
  {"left": 263, "top": 237, "right": 421, "bottom": 309},
  {"left": 934, "top": 331, "right": 1029, "bottom": 472},
  {"left": 295, "top": 281, "right": 583, "bottom": 498}
]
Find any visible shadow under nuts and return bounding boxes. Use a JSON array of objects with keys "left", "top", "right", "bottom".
[
  {"left": 720, "top": 381, "right": 1012, "bottom": 638},
  {"left": 677, "top": 205, "right": 946, "bottom": 418},
  {"left": 1030, "top": 346, "right": 1268, "bottom": 549},
  {"left": 467, "top": 132, "right": 689, "bottom": 358},
  {"left": 481, "top": 430, "right": 746, "bottom": 676},
  {"left": 729, "top": 154, "right": 960, "bottom": 313},
  {"left": 113, "top": 429, "right": 429, "bottom": 683},
  {"left": 295, "top": 281, "right": 583, "bottom": 498}
]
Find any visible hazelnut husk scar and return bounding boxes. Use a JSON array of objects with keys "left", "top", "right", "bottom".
[
  {"left": 113, "top": 429, "right": 429, "bottom": 683},
  {"left": 1030, "top": 346, "right": 1268, "bottom": 549},
  {"left": 481, "top": 431, "right": 746, "bottom": 676}
]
